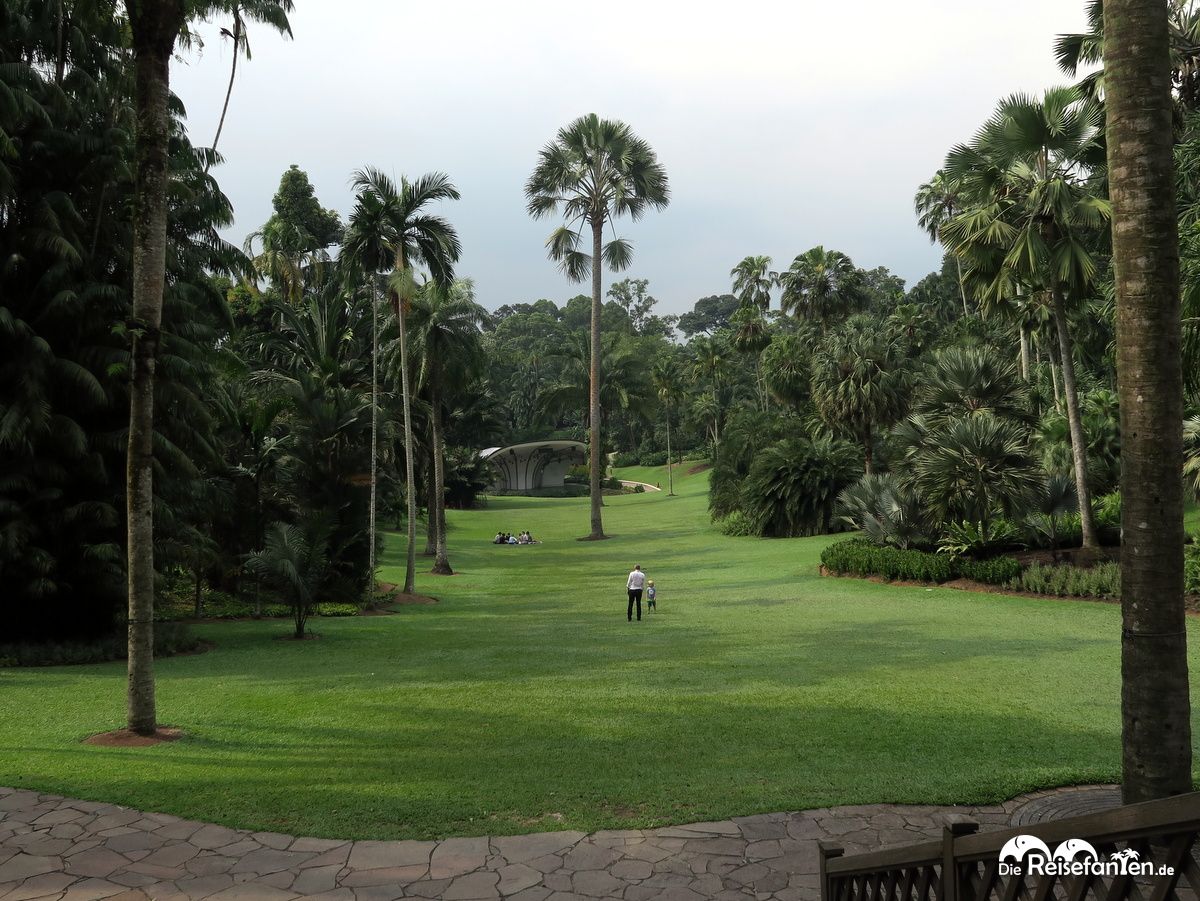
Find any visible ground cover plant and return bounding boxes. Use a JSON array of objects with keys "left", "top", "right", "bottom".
[{"left": 2, "top": 466, "right": 1198, "bottom": 840}]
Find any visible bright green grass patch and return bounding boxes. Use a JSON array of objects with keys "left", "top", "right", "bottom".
[{"left": 0, "top": 463, "right": 1197, "bottom": 840}]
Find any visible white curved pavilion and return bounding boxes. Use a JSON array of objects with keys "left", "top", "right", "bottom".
[{"left": 479, "top": 440, "right": 587, "bottom": 493}]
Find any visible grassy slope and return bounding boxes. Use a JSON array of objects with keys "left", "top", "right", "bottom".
[{"left": 0, "top": 465, "right": 1197, "bottom": 840}]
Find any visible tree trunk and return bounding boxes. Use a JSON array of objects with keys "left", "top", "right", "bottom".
[
  {"left": 391, "top": 266, "right": 417, "bottom": 594},
  {"left": 1104, "top": 0, "right": 1193, "bottom": 803},
  {"left": 368, "top": 278, "right": 378, "bottom": 592},
  {"left": 430, "top": 373, "right": 453, "bottom": 574},
  {"left": 665, "top": 406, "right": 674, "bottom": 496},
  {"left": 955, "top": 254, "right": 968, "bottom": 317},
  {"left": 1019, "top": 325, "right": 1031, "bottom": 382},
  {"left": 211, "top": 8, "right": 240, "bottom": 157},
  {"left": 587, "top": 220, "right": 606, "bottom": 539},
  {"left": 862, "top": 422, "right": 873, "bottom": 475},
  {"left": 424, "top": 462, "right": 437, "bottom": 556},
  {"left": 125, "top": 0, "right": 184, "bottom": 737},
  {"left": 1050, "top": 290, "right": 1099, "bottom": 549},
  {"left": 55, "top": 0, "right": 66, "bottom": 84}
]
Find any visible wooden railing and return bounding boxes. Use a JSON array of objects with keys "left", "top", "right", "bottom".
[{"left": 820, "top": 792, "right": 1200, "bottom": 901}]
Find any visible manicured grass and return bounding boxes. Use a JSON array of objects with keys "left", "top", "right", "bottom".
[{"left": 1, "top": 466, "right": 1197, "bottom": 840}]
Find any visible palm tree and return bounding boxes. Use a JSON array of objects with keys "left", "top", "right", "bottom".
[
  {"left": 915, "top": 347, "right": 1032, "bottom": 424},
  {"left": 651, "top": 356, "right": 681, "bottom": 496},
  {"left": 525, "top": 114, "right": 670, "bottom": 540},
  {"left": 208, "top": 1, "right": 294, "bottom": 156},
  {"left": 730, "top": 255, "right": 775, "bottom": 312},
  {"left": 778, "top": 246, "right": 864, "bottom": 326},
  {"left": 1103, "top": 0, "right": 1193, "bottom": 802},
  {"left": 1056, "top": 0, "right": 1200, "bottom": 111},
  {"left": 410, "top": 278, "right": 486, "bottom": 575},
  {"left": 942, "top": 87, "right": 1109, "bottom": 549},
  {"left": 345, "top": 168, "right": 461, "bottom": 594},
  {"left": 914, "top": 171, "right": 969, "bottom": 316},
  {"left": 124, "top": 0, "right": 189, "bottom": 737},
  {"left": 910, "top": 414, "right": 1041, "bottom": 544},
  {"left": 809, "top": 316, "right": 912, "bottom": 474},
  {"left": 245, "top": 519, "right": 330, "bottom": 640}
]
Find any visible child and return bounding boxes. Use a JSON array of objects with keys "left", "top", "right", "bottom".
[{"left": 646, "top": 580, "right": 657, "bottom": 612}]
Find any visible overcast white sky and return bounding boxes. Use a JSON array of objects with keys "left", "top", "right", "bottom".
[{"left": 171, "top": 1, "right": 1091, "bottom": 315}]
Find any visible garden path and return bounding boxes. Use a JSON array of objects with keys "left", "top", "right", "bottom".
[{"left": 0, "top": 785, "right": 1116, "bottom": 901}]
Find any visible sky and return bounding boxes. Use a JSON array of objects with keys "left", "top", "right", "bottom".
[{"left": 171, "top": 1, "right": 1092, "bottom": 316}]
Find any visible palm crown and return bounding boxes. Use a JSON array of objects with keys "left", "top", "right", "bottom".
[
  {"left": 524, "top": 113, "right": 670, "bottom": 281},
  {"left": 345, "top": 167, "right": 462, "bottom": 288}
]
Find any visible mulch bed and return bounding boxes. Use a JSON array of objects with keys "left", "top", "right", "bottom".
[
  {"left": 373, "top": 584, "right": 439, "bottom": 606},
  {"left": 686, "top": 463, "right": 711, "bottom": 475},
  {"left": 84, "top": 727, "right": 184, "bottom": 748}
]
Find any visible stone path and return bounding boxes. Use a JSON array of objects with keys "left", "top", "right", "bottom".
[{"left": 0, "top": 785, "right": 1114, "bottom": 901}]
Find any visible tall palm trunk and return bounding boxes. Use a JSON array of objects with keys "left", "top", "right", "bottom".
[
  {"left": 424, "top": 462, "right": 437, "bottom": 556},
  {"left": 954, "top": 255, "right": 968, "bottom": 317},
  {"left": 125, "top": 0, "right": 184, "bottom": 737},
  {"left": 665, "top": 405, "right": 674, "bottom": 496},
  {"left": 368, "top": 279, "right": 378, "bottom": 591},
  {"left": 1051, "top": 289, "right": 1099, "bottom": 549},
  {"left": 1104, "top": 0, "right": 1193, "bottom": 802},
  {"left": 430, "top": 371, "right": 452, "bottom": 574},
  {"left": 1019, "top": 325, "right": 1030, "bottom": 382},
  {"left": 211, "top": 7, "right": 241, "bottom": 156},
  {"left": 391, "top": 261, "right": 417, "bottom": 594},
  {"left": 587, "top": 219, "right": 605, "bottom": 539}
]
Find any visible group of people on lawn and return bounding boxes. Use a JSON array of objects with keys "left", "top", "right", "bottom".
[{"left": 492, "top": 530, "right": 537, "bottom": 545}]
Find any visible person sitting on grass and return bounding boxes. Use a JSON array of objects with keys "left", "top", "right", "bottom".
[{"left": 493, "top": 531, "right": 505, "bottom": 544}]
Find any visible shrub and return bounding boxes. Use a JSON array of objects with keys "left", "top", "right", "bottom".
[
  {"left": 1186, "top": 545, "right": 1200, "bottom": 595},
  {"left": 604, "top": 477, "right": 623, "bottom": 491},
  {"left": 720, "top": 510, "right": 756, "bottom": 537},
  {"left": 0, "top": 622, "right": 198, "bottom": 668},
  {"left": 742, "top": 436, "right": 859, "bottom": 537},
  {"left": 821, "top": 538, "right": 1019, "bottom": 585},
  {"left": 821, "top": 538, "right": 956, "bottom": 583},
  {"left": 957, "top": 556, "right": 1022, "bottom": 585},
  {"left": 837, "top": 474, "right": 934, "bottom": 550},
  {"left": 640, "top": 450, "right": 668, "bottom": 467},
  {"left": 1009, "top": 562, "right": 1120, "bottom": 599},
  {"left": 612, "top": 452, "right": 640, "bottom": 468},
  {"left": 937, "top": 519, "right": 1022, "bottom": 557}
]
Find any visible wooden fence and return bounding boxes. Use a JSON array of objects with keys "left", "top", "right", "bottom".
[{"left": 820, "top": 792, "right": 1200, "bottom": 901}]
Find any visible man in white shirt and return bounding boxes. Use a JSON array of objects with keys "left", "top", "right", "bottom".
[{"left": 627, "top": 565, "right": 647, "bottom": 622}]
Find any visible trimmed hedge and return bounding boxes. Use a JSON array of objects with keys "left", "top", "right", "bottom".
[
  {"left": 1008, "top": 562, "right": 1120, "bottom": 599},
  {"left": 820, "top": 538, "right": 1019, "bottom": 586}
]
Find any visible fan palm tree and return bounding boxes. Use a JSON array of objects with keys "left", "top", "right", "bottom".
[
  {"left": 778, "top": 246, "right": 864, "bottom": 327},
  {"left": 730, "top": 255, "right": 775, "bottom": 312},
  {"left": 942, "top": 87, "right": 1109, "bottom": 549},
  {"left": 1103, "top": 0, "right": 1193, "bottom": 802},
  {"left": 810, "top": 316, "right": 912, "bottom": 474},
  {"left": 910, "top": 414, "right": 1041, "bottom": 543},
  {"left": 914, "top": 171, "right": 969, "bottom": 315},
  {"left": 410, "top": 278, "right": 486, "bottom": 575},
  {"left": 1055, "top": 0, "right": 1200, "bottom": 111},
  {"left": 651, "top": 356, "right": 681, "bottom": 495},
  {"left": 525, "top": 114, "right": 670, "bottom": 540},
  {"left": 344, "top": 168, "right": 461, "bottom": 594},
  {"left": 915, "top": 347, "right": 1032, "bottom": 424}
]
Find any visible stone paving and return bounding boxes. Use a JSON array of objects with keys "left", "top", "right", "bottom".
[{"left": 0, "top": 785, "right": 1114, "bottom": 901}]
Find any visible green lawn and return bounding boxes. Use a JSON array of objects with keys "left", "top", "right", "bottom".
[{"left": 1, "top": 465, "right": 1197, "bottom": 840}]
